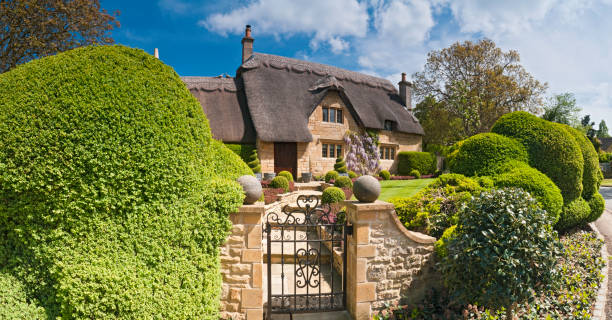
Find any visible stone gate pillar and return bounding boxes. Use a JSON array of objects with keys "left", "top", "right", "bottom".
[
  {"left": 345, "top": 200, "right": 438, "bottom": 320},
  {"left": 219, "top": 203, "right": 265, "bottom": 320}
]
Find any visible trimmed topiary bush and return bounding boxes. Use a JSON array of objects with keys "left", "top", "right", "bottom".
[
  {"left": 225, "top": 143, "right": 256, "bottom": 164},
  {"left": 334, "top": 156, "right": 347, "bottom": 173},
  {"left": 397, "top": 151, "right": 436, "bottom": 175},
  {"left": 448, "top": 133, "right": 529, "bottom": 176},
  {"left": 556, "top": 197, "right": 591, "bottom": 231},
  {"left": 270, "top": 176, "right": 290, "bottom": 192},
  {"left": 561, "top": 125, "right": 603, "bottom": 200},
  {"left": 348, "top": 170, "right": 357, "bottom": 179},
  {"left": 0, "top": 272, "right": 46, "bottom": 319},
  {"left": 322, "top": 186, "right": 346, "bottom": 204},
  {"left": 475, "top": 176, "right": 495, "bottom": 189},
  {"left": 0, "top": 45, "right": 251, "bottom": 319},
  {"left": 325, "top": 170, "right": 339, "bottom": 183},
  {"left": 379, "top": 170, "right": 391, "bottom": 180},
  {"left": 334, "top": 176, "right": 353, "bottom": 188},
  {"left": 277, "top": 170, "right": 294, "bottom": 182},
  {"left": 246, "top": 148, "right": 261, "bottom": 173},
  {"left": 492, "top": 165, "right": 563, "bottom": 224},
  {"left": 587, "top": 192, "right": 605, "bottom": 223},
  {"left": 491, "top": 111, "right": 584, "bottom": 203},
  {"left": 410, "top": 169, "right": 421, "bottom": 179},
  {"left": 440, "top": 189, "right": 562, "bottom": 318}
]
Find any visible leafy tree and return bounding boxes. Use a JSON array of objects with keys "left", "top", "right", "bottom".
[
  {"left": 0, "top": 0, "right": 119, "bottom": 73},
  {"left": 597, "top": 120, "right": 610, "bottom": 138},
  {"left": 579, "top": 115, "right": 597, "bottom": 140},
  {"left": 413, "top": 95, "right": 464, "bottom": 145},
  {"left": 412, "top": 39, "right": 547, "bottom": 141},
  {"left": 541, "top": 92, "right": 581, "bottom": 126}
]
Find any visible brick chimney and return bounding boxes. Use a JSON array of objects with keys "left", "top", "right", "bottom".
[
  {"left": 398, "top": 72, "right": 412, "bottom": 110},
  {"left": 241, "top": 25, "right": 254, "bottom": 63}
]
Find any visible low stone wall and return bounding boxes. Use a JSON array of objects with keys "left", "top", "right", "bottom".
[
  {"left": 601, "top": 162, "right": 611, "bottom": 178},
  {"left": 219, "top": 204, "right": 264, "bottom": 320},
  {"left": 344, "top": 200, "right": 439, "bottom": 319}
]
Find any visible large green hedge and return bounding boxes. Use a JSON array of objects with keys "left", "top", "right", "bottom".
[
  {"left": 397, "top": 151, "right": 436, "bottom": 175},
  {"left": 560, "top": 125, "right": 603, "bottom": 200},
  {"left": 225, "top": 143, "right": 256, "bottom": 163},
  {"left": 0, "top": 45, "right": 251, "bottom": 319},
  {"left": 491, "top": 111, "right": 584, "bottom": 203},
  {"left": 448, "top": 133, "right": 529, "bottom": 176}
]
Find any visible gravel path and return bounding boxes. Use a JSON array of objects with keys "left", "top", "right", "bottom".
[{"left": 595, "top": 187, "right": 612, "bottom": 318}]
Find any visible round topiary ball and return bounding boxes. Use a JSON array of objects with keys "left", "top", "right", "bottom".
[
  {"left": 348, "top": 171, "right": 357, "bottom": 179},
  {"left": 353, "top": 175, "right": 381, "bottom": 203},
  {"left": 237, "top": 175, "right": 263, "bottom": 204},
  {"left": 334, "top": 176, "right": 353, "bottom": 188},
  {"left": 277, "top": 170, "right": 294, "bottom": 182},
  {"left": 379, "top": 170, "right": 391, "bottom": 180},
  {"left": 410, "top": 169, "right": 421, "bottom": 179},
  {"left": 325, "top": 170, "right": 339, "bottom": 183},
  {"left": 270, "top": 176, "right": 290, "bottom": 193},
  {"left": 322, "top": 186, "right": 346, "bottom": 204}
]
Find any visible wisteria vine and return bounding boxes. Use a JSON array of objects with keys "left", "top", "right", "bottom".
[{"left": 343, "top": 130, "right": 381, "bottom": 175}]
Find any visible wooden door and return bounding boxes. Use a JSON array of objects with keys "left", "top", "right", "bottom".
[{"left": 274, "top": 142, "right": 297, "bottom": 178}]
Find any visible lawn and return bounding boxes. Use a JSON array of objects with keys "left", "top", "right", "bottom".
[
  {"left": 602, "top": 179, "right": 612, "bottom": 187},
  {"left": 378, "top": 179, "right": 434, "bottom": 201}
]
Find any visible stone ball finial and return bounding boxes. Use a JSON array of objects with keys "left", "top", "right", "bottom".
[
  {"left": 353, "top": 175, "right": 381, "bottom": 203},
  {"left": 237, "top": 175, "right": 262, "bottom": 204}
]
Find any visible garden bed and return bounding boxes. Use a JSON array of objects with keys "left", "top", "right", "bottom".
[{"left": 374, "top": 226, "right": 606, "bottom": 319}]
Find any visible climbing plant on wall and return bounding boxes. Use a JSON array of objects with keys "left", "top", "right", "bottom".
[{"left": 343, "top": 130, "right": 381, "bottom": 175}]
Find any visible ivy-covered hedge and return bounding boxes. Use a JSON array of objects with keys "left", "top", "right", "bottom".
[
  {"left": 397, "top": 151, "right": 436, "bottom": 175},
  {"left": 448, "top": 133, "right": 529, "bottom": 176},
  {"left": 491, "top": 111, "right": 584, "bottom": 203},
  {"left": 0, "top": 45, "right": 251, "bottom": 319}
]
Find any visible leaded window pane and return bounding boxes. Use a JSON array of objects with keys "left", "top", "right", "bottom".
[
  {"left": 322, "top": 144, "right": 328, "bottom": 157},
  {"left": 323, "top": 108, "right": 329, "bottom": 122}
]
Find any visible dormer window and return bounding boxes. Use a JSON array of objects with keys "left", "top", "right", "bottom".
[
  {"left": 384, "top": 120, "right": 394, "bottom": 131},
  {"left": 323, "top": 107, "right": 343, "bottom": 124}
]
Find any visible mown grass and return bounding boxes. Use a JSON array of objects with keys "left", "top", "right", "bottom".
[{"left": 378, "top": 179, "right": 434, "bottom": 202}]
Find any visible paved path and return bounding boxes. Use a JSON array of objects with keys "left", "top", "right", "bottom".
[{"left": 595, "top": 187, "right": 612, "bottom": 317}]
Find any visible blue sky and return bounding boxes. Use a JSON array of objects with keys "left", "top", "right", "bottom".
[{"left": 103, "top": 0, "right": 612, "bottom": 128}]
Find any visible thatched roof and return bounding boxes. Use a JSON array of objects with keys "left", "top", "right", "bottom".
[
  {"left": 183, "top": 52, "right": 424, "bottom": 143},
  {"left": 182, "top": 76, "right": 256, "bottom": 144}
]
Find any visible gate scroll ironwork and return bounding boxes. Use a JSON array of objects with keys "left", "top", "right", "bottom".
[{"left": 264, "top": 195, "right": 350, "bottom": 319}]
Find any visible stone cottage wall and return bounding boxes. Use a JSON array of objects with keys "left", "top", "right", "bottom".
[
  {"left": 219, "top": 204, "right": 264, "bottom": 320},
  {"left": 378, "top": 131, "right": 422, "bottom": 173},
  {"left": 344, "top": 200, "right": 439, "bottom": 319}
]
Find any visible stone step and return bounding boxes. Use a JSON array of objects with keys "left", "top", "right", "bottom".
[{"left": 269, "top": 311, "right": 351, "bottom": 320}]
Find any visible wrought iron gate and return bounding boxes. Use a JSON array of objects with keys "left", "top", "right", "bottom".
[{"left": 264, "top": 195, "right": 350, "bottom": 318}]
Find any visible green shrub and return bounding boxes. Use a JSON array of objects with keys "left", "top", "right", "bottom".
[
  {"left": 348, "top": 171, "right": 357, "bottom": 179},
  {"left": 225, "top": 143, "right": 256, "bottom": 163},
  {"left": 379, "top": 170, "right": 391, "bottom": 180},
  {"left": 440, "top": 189, "right": 562, "bottom": 317},
  {"left": 556, "top": 197, "right": 591, "bottom": 231},
  {"left": 397, "top": 151, "right": 436, "bottom": 175},
  {"left": 325, "top": 170, "right": 339, "bottom": 183},
  {"left": 246, "top": 148, "right": 261, "bottom": 173},
  {"left": 475, "top": 176, "right": 494, "bottom": 189},
  {"left": 0, "top": 45, "right": 251, "bottom": 319},
  {"left": 491, "top": 111, "right": 584, "bottom": 202},
  {"left": 277, "top": 170, "right": 294, "bottom": 182},
  {"left": 448, "top": 133, "right": 529, "bottom": 176},
  {"left": 322, "top": 187, "right": 346, "bottom": 204},
  {"left": 334, "top": 176, "right": 353, "bottom": 188},
  {"left": 270, "top": 176, "right": 290, "bottom": 192},
  {"left": 428, "top": 173, "right": 482, "bottom": 193},
  {"left": 334, "top": 156, "right": 347, "bottom": 173},
  {"left": 561, "top": 125, "right": 603, "bottom": 199},
  {"left": 434, "top": 225, "right": 456, "bottom": 258},
  {"left": 599, "top": 152, "right": 611, "bottom": 163},
  {"left": 410, "top": 169, "right": 421, "bottom": 179},
  {"left": 0, "top": 272, "right": 46, "bottom": 319},
  {"left": 492, "top": 165, "right": 563, "bottom": 224},
  {"left": 587, "top": 192, "right": 605, "bottom": 222}
]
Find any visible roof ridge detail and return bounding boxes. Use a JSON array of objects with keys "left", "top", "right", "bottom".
[{"left": 181, "top": 76, "right": 240, "bottom": 92}]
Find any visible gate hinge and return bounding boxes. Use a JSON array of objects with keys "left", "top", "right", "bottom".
[{"left": 345, "top": 224, "right": 353, "bottom": 236}]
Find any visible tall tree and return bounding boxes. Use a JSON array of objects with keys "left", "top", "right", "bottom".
[
  {"left": 412, "top": 39, "right": 547, "bottom": 140},
  {"left": 0, "top": 0, "right": 119, "bottom": 73},
  {"left": 413, "top": 95, "right": 464, "bottom": 146},
  {"left": 597, "top": 120, "right": 610, "bottom": 138},
  {"left": 579, "top": 115, "right": 596, "bottom": 140},
  {"left": 541, "top": 92, "right": 581, "bottom": 126}
]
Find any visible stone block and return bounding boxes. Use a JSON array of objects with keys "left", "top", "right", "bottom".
[
  {"left": 354, "top": 302, "right": 371, "bottom": 320},
  {"left": 356, "top": 258, "right": 367, "bottom": 283},
  {"left": 245, "top": 308, "right": 263, "bottom": 320},
  {"left": 229, "top": 288, "right": 241, "bottom": 302},
  {"left": 243, "top": 213, "right": 262, "bottom": 225},
  {"left": 356, "top": 282, "right": 376, "bottom": 302},
  {"left": 252, "top": 263, "right": 262, "bottom": 288},
  {"left": 241, "top": 288, "right": 263, "bottom": 308},
  {"left": 242, "top": 249, "right": 262, "bottom": 263},
  {"left": 356, "top": 244, "right": 377, "bottom": 258},
  {"left": 354, "top": 223, "right": 369, "bottom": 244},
  {"left": 247, "top": 227, "right": 262, "bottom": 249},
  {"left": 231, "top": 264, "right": 251, "bottom": 274}
]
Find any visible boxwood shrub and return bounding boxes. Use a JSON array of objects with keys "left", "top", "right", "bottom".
[
  {"left": 224, "top": 143, "right": 256, "bottom": 164},
  {"left": 277, "top": 170, "right": 294, "bottom": 182},
  {"left": 333, "top": 176, "right": 353, "bottom": 189},
  {"left": 397, "top": 151, "right": 436, "bottom": 175},
  {"left": 561, "top": 125, "right": 603, "bottom": 200},
  {"left": 322, "top": 187, "right": 346, "bottom": 204},
  {"left": 491, "top": 111, "right": 584, "bottom": 203},
  {"left": 0, "top": 45, "right": 251, "bottom": 319},
  {"left": 448, "top": 133, "right": 529, "bottom": 176},
  {"left": 587, "top": 192, "right": 605, "bottom": 222},
  {"left": 270, "top": 176, "right": 290, "bottom": 192},
  {"left": 325, "top": 170, "right": 339, "bottom": 183},
  {"left": 379, "top": 170, "right": 391, "bottom": 180},
  {"left": 556, "top": 197, "right": 591, "bottom": 231}
]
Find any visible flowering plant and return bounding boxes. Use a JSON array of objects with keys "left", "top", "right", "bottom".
[{"left": 343, "top": 130, "right": 381, "bottom": 175}]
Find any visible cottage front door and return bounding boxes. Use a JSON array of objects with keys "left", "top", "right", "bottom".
[{"left": 274, "top": 142, "right": 297, "bottom": 179}]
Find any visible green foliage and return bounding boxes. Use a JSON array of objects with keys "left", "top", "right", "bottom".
[
  {"left": 224, "top": 143, "right": 256, "bottom": 163},
  {"left": 379, "top": 170, "right": 391, "bottom": 180},
  {"left": 277, "top": 170, "right": 294, "bottom": 182},
  {"left": 325, "top": 170, "right": 339, "bottom": 183},
  {"left": 434, "top": 225, "right": 456, "bottom": 258},
  {"left": 440, "top": 189, "right": 562, "bottom": 315},
  {"left": 541, "top": 92, "right": 581, "bottom": 127},
  {"left": 0, "top": 45, "right": 251, "bottom": 319},
  {"left": 0, "top": 272, "right": 46, "bottom": 319},
  {"left": 561, "top": 125, "right": 603, "bottom": 199},
  {"left": 448, "top": 133, "right": 529, "bottom": 176},
  {"left": 556, "top": 198, "right": 591, "bottom": 231},
  {"left": 491, "top": 111, "right": 584, "bottom": 203},
  {"left": 587, "top": 192, "right": 605, "bottom": 222},
  {"left": 333, "top": 176, "right": 353, "bottom": 189},
  {"left": 321, "top": 187, "right": 346, "bottom": 204},
  {"left": 600, "top": 152, "right": 612, "bottom": 163},
  {"left": 391, "top": 174, "right": 484, "bottom": 238},
  {"left": 334, "top": 156, "right": 347, "bottom": 173},
  {"left": 247, "top": 148, "right": 261, "bottom": 173},
  {"left": 270, "top": 176, "right": 290, "bottom": 192},
  {"left": 475, "top": 176, "right": 494, "bottom": 189},
  {"left": 348, "top": 170, "right": 357, "bottom": 179},
  {"left": 397, "top": 151, "right": 436, "bottom": 175},
  {"left": 492, "top": 165, "right": 563, "bottom": 224},
  {"left": 410, "top": 169, "right": 421, "bottom": 179}
]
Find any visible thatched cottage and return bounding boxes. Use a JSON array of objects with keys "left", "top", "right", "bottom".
[{"left": 183, "top": 26, "right": 424, "bottom": 178}]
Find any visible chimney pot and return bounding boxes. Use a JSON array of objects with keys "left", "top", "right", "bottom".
[
  {"left": 154, "top": 48, "right": 159, "bottom": 59},
  {"left": 398, "top": 72, "right": 412, "bottom": 110},
  {"left": 401, "top": 72, "right": 406, "bottom": 82},
  {"left": 241, "top": 25, "right": 254, "bottom": 63}
]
